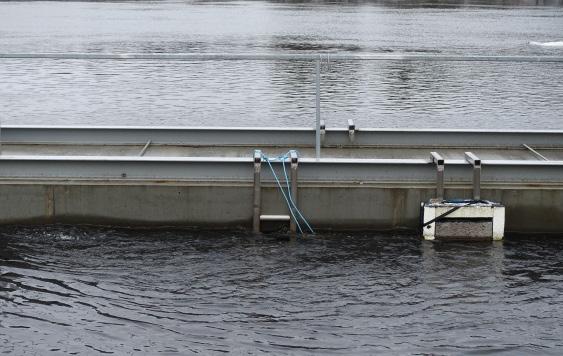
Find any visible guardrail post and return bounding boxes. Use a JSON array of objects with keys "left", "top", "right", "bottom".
[
  {"left": 464, "top": 152, "right": 481, "bottom": 200},
  {"left": 289, "top": 150, "right": 299, "bottom": 234},
  {"left": 430, "top": 152, "right": 444, "bottom": 201},
  {"left": 315, "top": 57, "right": 321, "bottom": 161},
  {"left": 253, "top": 150, "right": 262, "bottom": 233}
]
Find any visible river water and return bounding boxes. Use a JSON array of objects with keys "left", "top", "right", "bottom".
[
  {"left": 1, "top": 226, "right": 563, "bottom": 354},
  {"left": 1, "top": 1, "right": 563, "bottom": 355},
  {"left": 0, "top": 0, "right": 562, "bottom": 128}
]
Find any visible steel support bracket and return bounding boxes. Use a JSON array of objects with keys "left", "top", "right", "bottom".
[
  {"left": 430, "top": 152, "right": 445, "bottom": 202},
  {"left": 464, "top": 151, "right": 481, "bottom": 200}
]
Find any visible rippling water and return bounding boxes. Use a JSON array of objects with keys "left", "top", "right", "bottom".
[
  {"left": 0, "top": 0, "right": 562, "bottom": 128},
  {"left": 1, "top": 226, "right": 563, "bottom": 354}
]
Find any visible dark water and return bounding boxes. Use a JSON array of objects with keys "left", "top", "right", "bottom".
[
  {"left": 1, "top": 226, "right": 563, "bottom": 355},
  {"left": 0, "top": 0, "right": 562, "bottom": 128}
]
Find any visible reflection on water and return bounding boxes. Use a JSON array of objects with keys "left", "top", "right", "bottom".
[
  {"left": 1, "top": 226, "right": 563, "bottom": 354},
  {"left": 0, "top": 1, "right": 562, "bottom": 128}
]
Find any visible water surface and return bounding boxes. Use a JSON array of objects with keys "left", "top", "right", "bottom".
[
  {"left": 0, "top": 0, "right": 562, "bottom": 128},
  {"left": 1, "top": 226, "right": 563, "bottom": 354}
]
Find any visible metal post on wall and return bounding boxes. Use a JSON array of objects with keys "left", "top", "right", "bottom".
[
  {"left": 464, "top": 152, "right": 481, "bottom": 200},
  {"left": 289, "top": 150, "right": 299, "bottom": 234},
  {"left": 315, "top": 56, "right": 321, "bottom": 161},
  {"left": 430, "top": 152, "right": 445, "bottom": 201},
  {"left": 252, "top": 150, "right": 262, "bottom": 233}
]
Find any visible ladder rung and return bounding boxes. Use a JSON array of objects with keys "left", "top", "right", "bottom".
[{"left": 260, "top": 214, "right": 290, "bottom": 222}]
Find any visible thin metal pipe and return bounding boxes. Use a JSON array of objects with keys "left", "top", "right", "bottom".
[
  {"left": 523, "top": 143, "right": 549, "bottom": 161},
  {"left": 289, "top": 151, "right": 298, "bottom": 234},
  {"left": 315, "top": 58, "right": 321, "bottom": 161},
  {"left": 253, "top": 150, "right": 262, "bottom": 233},
  {"left": 1, "top": 53, "right": 563, "bottom": 63},
  {"left": 139, "top": 139, "right": 151, "bottom": 157}
]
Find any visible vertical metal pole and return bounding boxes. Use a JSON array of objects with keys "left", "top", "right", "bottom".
[
  {"left": 315, "top": 58, "right": 321, "bottom": 161},
  {"left": 289, "top": 150, "right": 298, "bottom": 234},
  {"left": 253, "top": 150, "right": 262, "bottom": 233}
]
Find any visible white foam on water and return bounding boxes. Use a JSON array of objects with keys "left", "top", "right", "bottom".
[{"left": 529, "top": 41, "right": 563, "bottom": 47}]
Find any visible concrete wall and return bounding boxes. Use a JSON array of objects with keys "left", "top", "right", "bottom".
[{"left": 0, "top": 182, "right": 562, "bottom": 233}]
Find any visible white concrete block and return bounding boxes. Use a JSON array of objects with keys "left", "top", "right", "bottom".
[{"left": 422, "top": 200, "right": 505, "bottom": 241}]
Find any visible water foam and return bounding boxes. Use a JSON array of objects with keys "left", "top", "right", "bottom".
[{"left": 530, "top": 41, "right": 563, "bottom": 47}]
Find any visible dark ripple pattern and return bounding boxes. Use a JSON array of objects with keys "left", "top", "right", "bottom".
[{"left": 1, "top": 226, "right": 563, "bottom": 354}]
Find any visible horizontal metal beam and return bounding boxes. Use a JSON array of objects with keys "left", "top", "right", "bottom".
[
  {"left": 1, "top": 53, "right": 563, "bottom": 63},
  {"left": 1, "top": 155, "right": 563, "bottom": 184},
  {"left": 3, "top": 126, "right": 563, "bottom": 148}
]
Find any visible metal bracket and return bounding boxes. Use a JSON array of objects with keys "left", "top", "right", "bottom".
[
  {"left": 430, "top": 152, "right": 445, "bottom": 202},
  {"left": 464, "top": 151, "right": 481, "bottom": 200},
  {"left": 253, "top": 150, "right": 262, "bottom": 233},
  {"left": 348, "top": 119, "right": 356, "bottom": 143}
]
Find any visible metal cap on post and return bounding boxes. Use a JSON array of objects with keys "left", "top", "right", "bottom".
[
  {"left": 430, "top": 152, "right": 445, "bottom": 202},
  {"left": 253, "top": 150, "right": 262, "bottom": 233},
  {"left": 289, "top": 150, "right": 299, "bottom": 234},
  {"left": 464, "top": 151, "right": 481, "bottom": 201}
]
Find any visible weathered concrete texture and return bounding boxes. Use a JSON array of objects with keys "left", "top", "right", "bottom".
[
  {"left": 296, "top": 186, "right": 431, "bottom": 230},
  {"left": 1, "top": 183, "right": 562, "bottom": 233},
  {"left": 435, "top": 219, "right": 493, "bottom": 239},
  {"left": 0, "top": 185, "right": 55, "bottom": 224}
]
